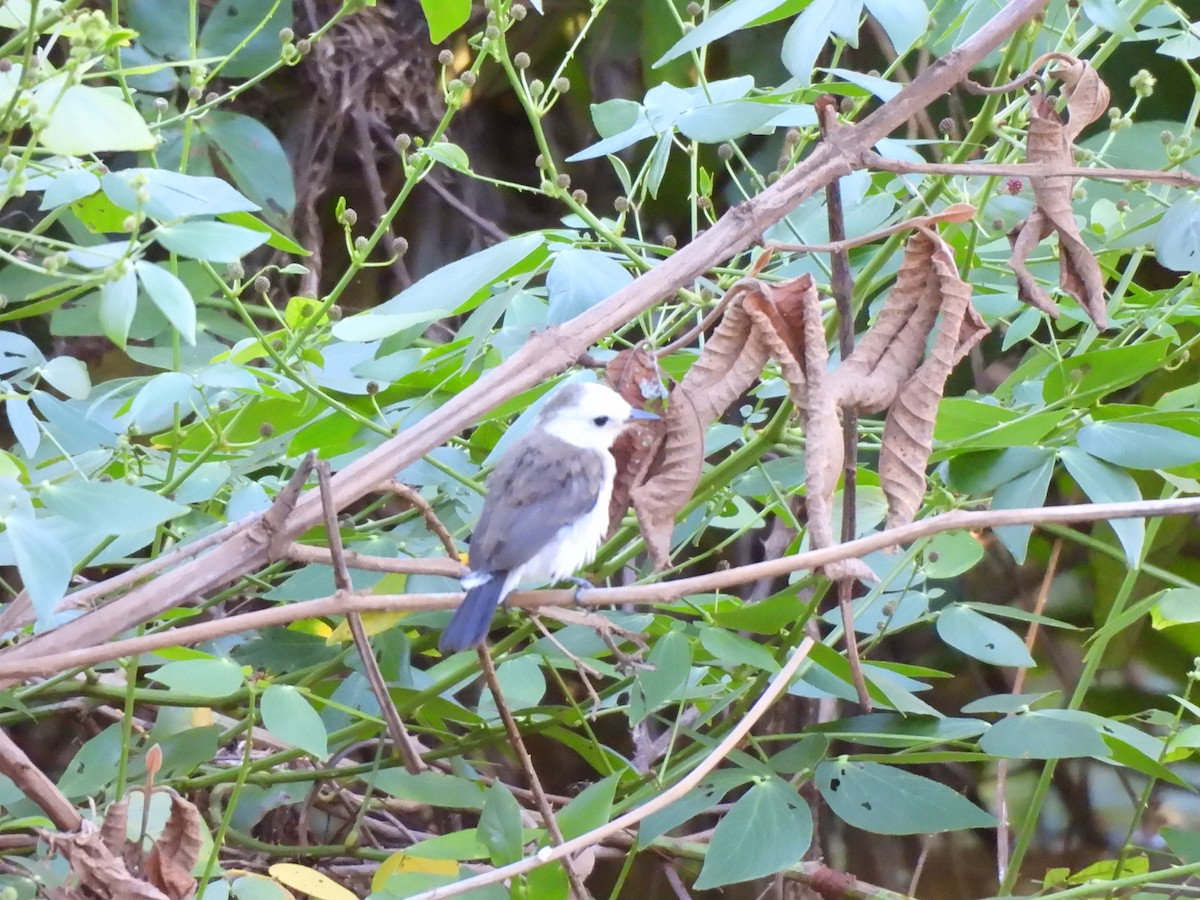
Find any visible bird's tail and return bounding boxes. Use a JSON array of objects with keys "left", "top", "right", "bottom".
[{"left": 440, "top": 571, "right": 509, "bottom": 652}]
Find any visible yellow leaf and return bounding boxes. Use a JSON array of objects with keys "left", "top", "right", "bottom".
[
  {"left": 371, "top": 852, "right": 460, "bottom": 892},
  {"left": 268, "top": 863, "right": 358, "bottom": 900},
  {"left": 326, "top": 611, "right": 407, "bottom": 644},
  {"left": 191, "top": 707, "right": 213, "bottom": 727}
]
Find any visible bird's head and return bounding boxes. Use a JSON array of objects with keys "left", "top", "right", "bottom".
[{"left": 536, "top": 382, "right": 658, "bottom": 450}]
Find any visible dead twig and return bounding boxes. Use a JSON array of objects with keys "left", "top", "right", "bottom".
[{"left": 384, "top": 480, "right": 460, "bottom": 558}]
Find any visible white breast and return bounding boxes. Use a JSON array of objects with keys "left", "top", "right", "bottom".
[{"left": 517, "top": 453, "right": 615, "bottom": 587}]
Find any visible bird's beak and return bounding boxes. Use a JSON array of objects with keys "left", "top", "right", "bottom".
[{"left": 628, "top": 408, "right": 660, "bottom": 421}]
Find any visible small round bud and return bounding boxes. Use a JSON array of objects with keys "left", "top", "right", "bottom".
[
  {"left": 0, "top": 59, "right": 10, "bottom": 74},
  {"left": 571, "top": 188, "right": 588, "bottom": 204},
  {"left": 938, "top": 116, "right": 954, "bottom": 134},
  {"left": 438, "top": 49, "right": 454, "bottom": 66},
  {"left": 540, "top": 179, "right": 555, "bottom": 194},
  {"left": 511, "top": 3, "right": 527, "bottom": 20},
  {"left": 686, "top": 1, "right": 702, "bottom": 15},
  {"left": 0, "top": 155, "right": 15, "bottom": 171},
  {"left": 485, "top": 25, "right": 501, "bottom": 40},
  {"left": 447, "top": 78, "right": 464, "bottom": 93},
  {"left": 226, "top": 261, "right": 245, "bottom": 280},
  {"left": 259, "top": 423, "right": 275, "bottom": 438},
  {"left": 1130, "top": 68, "right": 1156, "bottom": 98},
  {"left": 392, "top": 236, "right": 409, "bottom": 255},
  {"left": 461, "top": 71, "right": 477, "bottom": 88},
  {"left": 254, "top": 275, "right": 270, "bottom": 293},
  {"left": 697, "top": 196, "right": 713, "bottom": 210},
  {"left": 341, "top": 207, "right": 358, "bottom": 226},
  {"left": 991, "top": 218, "right": 1005, "bottom": 231},
  {"left": 394, "top": 133, "right": 412, "bottom": 151},
  {"left": 840, "top": 97, "right": 854, "bottom": 114},
  {"left": 1107, "top": 107, "right": 1121, "bottom": 120},
  {"left": 663, "top": 234, "right": 677, "bottom": 249},
  {"left": 1161, "top": 130, "right": 1174, "bottom": 145},
  {"left": 766, "top": 171, "right": 780, "bottom": 185},
  {"left": 121, "top": 215, "right": 137, "bottom": 232},
  {"left": 1005, "top": 178, "right": 1022, "bottom": 195},
  {"left": 614, "top": 196, "right": 629, "bottom": 213},
  {"left": 784, "top": 127, "right": 801, "bottom": 146},
  {"left": 555, "top": 173, "right": 570, "bottom": 189},
  {"left": 366, "top": 381, "right": 380, "bottom": 395},
  {"left": 153, "top": 97, "right": 168, "bottom": 112},
  {"left": 272, "top": 338, "right": 285, "bottom": 351},
  {"left": 529, "top": 78, "right": 545, "bottom": 98},
  {"left": 717, "top": 142, "right": 734, "bottom": 161},
  {"left": 514, "top": 51, "right": 531, "bottom": 69},
  {"left": 279, "top": 26, "right": 294, "bottom": 42},
  {"left": 295, "top": 38, "right": 311, "bottom": 54},
  {"left": 534, "top": 153, "right": 546, "bottom": 169},
  {"left": 327, "top": 305, "right": 343, "bottom": 321},
  {"left": 205, "top": 92, "right": 219, "bottom": 105},
  {"left": 553, "top": 76, "right": 570, "bottom": 93},
  {"left": 354, "top": 236, "right": 368, "bottom": 252},
  {"left": 135, "top": 187, "right": 151, "bottom": 204},
  {"left": 486, "top": 10, "right": 497, "bottom": 23},
  {"left": 1115, "top": 199, "right": 1129, "bottom": 212},
  {"left": 187, "top": 85, "right": 202, "bottom": 101}
]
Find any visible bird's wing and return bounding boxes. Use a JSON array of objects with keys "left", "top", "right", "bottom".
[{"left": 469, "top": 432, "right": 607, "bottom": 573}]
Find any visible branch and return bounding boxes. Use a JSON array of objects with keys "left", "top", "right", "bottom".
[
  {"left": 862, "top": 153, "right": 1200, "bottom": 187},
  {"left": 0, "top": 0, "right": 1054, "bottom": 672},
  {"left": 1, "top": 496, "right": 1193, "bottom": 683}
]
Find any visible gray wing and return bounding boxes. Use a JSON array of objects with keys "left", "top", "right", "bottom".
[{"left": 469, "top": 432, "right": 606, "bottom": 573}]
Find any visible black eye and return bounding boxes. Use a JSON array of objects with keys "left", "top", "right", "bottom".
[{"left": 592, "top": 415, "right": 610, "bottom": 426}]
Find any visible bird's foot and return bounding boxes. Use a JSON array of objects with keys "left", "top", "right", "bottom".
[{"left": 567, "top": 576, "right": 596, "bottom": 608}]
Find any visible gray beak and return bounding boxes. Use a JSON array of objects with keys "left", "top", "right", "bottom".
[{"left": 628, "top": 408, "right": 660, "bottom": 421}]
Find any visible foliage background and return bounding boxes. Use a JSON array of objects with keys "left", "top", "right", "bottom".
[{"left": 1, "top": 0, "right": 1200, "bottom": 898}]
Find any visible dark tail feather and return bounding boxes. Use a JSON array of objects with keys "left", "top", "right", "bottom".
[{"left": 440, "top": 573, "right": 508, "bottom": 652}]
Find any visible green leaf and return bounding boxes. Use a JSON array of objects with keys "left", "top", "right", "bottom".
[
  {"left": 698, "top": 625, "right": 779, "bottom": 671},
  {"left": 1044, "top": 339, "right": 1175, "bottom": 403},
  {"left": 936, "top": 605, "right": 1035, "bottom": 667},
  {"left": 418, "top": 0, "right": 470, "bottom": 42},
  {"left": 934, "top": 400, "right": 1064, "bottom": 449},
  {"left": 1164, "top": 827, "right": 1200, "bottom": 863},
  {"left": 1156, "top": 191, "right": 1200, "bottom": 272},
  {"left": 135, "top": 262, "right": 197, "bottom": 345},
  {"left": 374, "top": 771, "right": 486, "bottom": 810},
  {"left": 34, "top": 84, "right": 155, "bottom": 155},
  {"left": 198, "top": 0, "right": 294, "bottom": 79},
  {"left": 39, "top": 356, "right": 89, "bottom": 400},
  {"left": 557, "top": 774, "right": 619, "bottom": 841},
  {"left": 155, "top": 220, "right": 269, "bottom": 262},
  {"left": 476, "top": 656, "right": 546, "bottom": 719},
  {"left": 656, "top": 0, "right": 787, "bottom": 67},
  {"left": 39, "top": 168, "right": 101, "bottom": 211},
  {"left": 1077, "top": 421, "right": 1200, "bottom": 470},
  {"left": 4, "top": 396, "right": 39, "bottom": 456},
  {"left": 863, "top": 0, "right": 928, "bottom": 54},
  {"left": 1151, "top": 587, "right": 1200, "bottom": 628},
  {"left": 816, "top": 759, "right": 998, "bottom": 834},
  {"left": 5, "top": 512, "right": 71, "bottom": 622},
  {"left": 103, "top": 168, "right": 259, "bottom": 221},
  {"left": 991, "top": 453, "right": 1054, "bottom": 564},
  {"left": 638, "top": 771, "right": 751, "bottom": 848},
  {"left": 330, "top": 308, "right": 448, "bottom": 342},
  {"left": 1059, "top": 446, "right": 1143, "bottom": 564},
  {"left": 695, "top": 778, "right": 812, "bottom": 889},
  {"left": 630, "top": 629, "right": 691, "bottom": 725},
  {"left": 979, "top": 713, "right": 1110, "bottom": 759},
  {"left": 203, "top": 111, "right": 297, "bottom": 218},
  {"left": 218, "top": 210, "right": 308, "bottom": 255},
  {"left": 922, "top": 531, "right": 985, "bottom": 579},
  {"left": 545, "top": 248, "right": 633, "bottom": 326},
  {"left": 99, "top": 271, "right": 138, "bottom": 348},
  {"left": 478, "top": 782, "right": 523, "bottom": 866},
  {"left": 769, "top": 734, "right": 829, "bottom": 774},
  {"left": 0, "top": 0, "right": 64, "bottom": 28},
  {"left": 260, "top": 685, "right": 328, "bottom": 758},
  {"left": 781, "top": 0, "right": 864, "bottom": 83},
  {"left": 40, "top": 480, "right": 187, "bottom": 534},
  {"left": 150, "top": 658, "right": 245, "bottom": 697},
  {"left": 418, "top": 141, "right": 471, "bottom": 172}
]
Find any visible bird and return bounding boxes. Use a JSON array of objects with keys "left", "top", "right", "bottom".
[{"left": 439, "top": 381, "right": 658, "bottom": 652}]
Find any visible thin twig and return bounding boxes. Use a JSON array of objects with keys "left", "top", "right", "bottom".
[
  {"left": 862, "top": 153, "right": 1200, "bottom": 188},
  {"left": 820, "top": 94, "right": 871, "bottom": 712},
  {"left": 287, "top": 543, "right": 463, "bottom": 576},
  {"left": 0, "top": 497, "right": 1196, "bottom": 683},
  {"left": 996, "top": 538, "right": 1063, "bottom": 884},
  {"left": 477, "top": 646, "right": 590, "bottom": 900},
  {"left": 315, "top": 461, "right": 424, "bottom": 775},
  {"left": 384, "top": 480, "right": 459, "bottom": 558}
]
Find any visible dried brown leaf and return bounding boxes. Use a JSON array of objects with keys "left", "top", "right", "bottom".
[
  {"left": 631, "top": 388, "right": 704, "bottom": 569},
  {"left": 144, "top": 793, "right": 203, "bottom": 900},
  {"left": 878, "top": 228, "right": 990, "bottom": 527},
  {"left": 606, "top": 347, "right": 667, "bottom": 536},
  {"left": 1008, "top": 57, "right": 1111, "bottom": 327}
]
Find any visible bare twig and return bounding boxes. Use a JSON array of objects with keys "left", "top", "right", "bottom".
[
  {"left": 0, "top": 497, "right": 1195, "bottom": 683},
  {"left": 862, "top": 153, "right": 1200, "bottom": 188},
  {"left": 0, "top": 0, "right": 1055, "bottom": 672},
  {"left": 286, "top": 543, "right": 463, "bottom": 576},
  {"left": 316, "top": 461, "right": 424, "bottom": 775},
  {"left": 477, "top": 647, "right": 589, "bottom": 900},
  {"left": 384, "top": 480, "right": 460, "bottom": 558}
]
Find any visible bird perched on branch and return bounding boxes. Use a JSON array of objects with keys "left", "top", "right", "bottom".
[{"left": 439, "top": 382, "right": 658, "bottom": 652}]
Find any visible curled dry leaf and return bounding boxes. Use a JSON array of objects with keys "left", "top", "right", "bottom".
[
  {"left": 1008, "top": 56, "right": 1111, "bottom": 326},
  {"left": 633, "top": 280, "right": 809, "bottom": 568},
  {"left": 48, "top": 791, "right": 203, "bottom": 900},
  {"left": 873, "top": 229, "right": 989, "bottom": 527},
  {"left": 606, "top": 346, "right": 667, "bottom": 537}
]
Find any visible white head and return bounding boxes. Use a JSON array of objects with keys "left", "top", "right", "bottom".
[{"left": 536, "top": 382, "right": 656, "bottom": 450}]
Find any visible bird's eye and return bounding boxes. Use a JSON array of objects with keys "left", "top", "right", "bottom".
[{"left": 592, "top": 415, "right": 610, "bottom": 427}]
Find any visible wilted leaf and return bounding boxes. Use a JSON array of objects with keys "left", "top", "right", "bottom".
[
  {"left": 606, "top": 347, "right": 667, "bottom": 536},
  {"left": 1007, "top": 58, "right": 1111, "bottom": 326}
]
